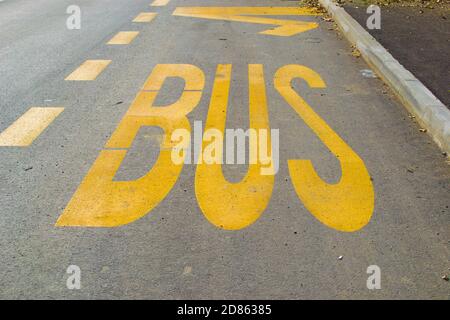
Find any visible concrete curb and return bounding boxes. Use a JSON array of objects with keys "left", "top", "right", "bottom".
[{"left": 318, "top": 0, "right": 450, "bottom": 154}]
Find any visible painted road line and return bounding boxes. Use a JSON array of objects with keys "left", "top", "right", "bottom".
[
  {"left": 0, "top": 107, "right": 64, "bottom": 147},
  {"left": 107, "top": 31, "right": 139, "bottom": 45},
  {"left": 65, "top": 60, "right": 111, "bottom": 81},
  {"left": 151, "top": 0, "right": 170, "bottom": 6},
  {"left": 173, "top": 7, "right": 322, "bottom": 37},
  {"left": 133, "top": 12, "right": 157, "bottom": 23}
]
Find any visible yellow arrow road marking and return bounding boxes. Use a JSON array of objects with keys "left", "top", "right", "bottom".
[
  {"left": 133, "top": 12, "right": 157, "bottom": 23},
  {"left": 0, "top": 107, "right": 64, "bottom": 147},
  {"left": 173, "top": 7, "right": 322, "bottom": 37},
  {"left": 65, "top": 60, "right": 111, "bottom": 81},
  {"left": 107, "top": 31, "right": 139, "bottom": 45}
]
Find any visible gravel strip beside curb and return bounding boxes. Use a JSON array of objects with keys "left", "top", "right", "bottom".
[{"left": 318, "top": 0, "right": 450, "bottom": 154}]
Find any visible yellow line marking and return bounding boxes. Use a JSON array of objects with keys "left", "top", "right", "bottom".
[
  {"left": 195, "top": 65, "right": 275, "bottom": 230},
  {"left": 0, "top": 107, "right": 64, "bottom": 147},
  {"left": 56, "top": 64, "right": 205, "bottom": 227},
  {"left": 107, "top": 31, "right": 139, "bottom": 45},
  {"left": 65, "top": 60, "right": 111, "bottom": 81},
  {"left": 173, "top": 7, "right": 322, "bottom": 37},
  {"left": 133, "top": 12, "right": 157, "bottom": 23},
  {"left": 151, "top": 0, "right": 170, "bottom": 6},
  {"left": 274, "top": 65, "right": 374, "bottom": 232}
]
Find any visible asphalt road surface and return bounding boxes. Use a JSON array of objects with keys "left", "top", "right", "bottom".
[{"left": 0, "top": 0, "right": 449, "bottom": 299}]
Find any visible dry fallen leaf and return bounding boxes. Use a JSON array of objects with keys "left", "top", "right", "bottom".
[{"left": 351, "top": 48, "right": 361, "bottom": 58}]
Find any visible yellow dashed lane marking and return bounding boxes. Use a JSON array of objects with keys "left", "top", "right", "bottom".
[
  {"left": 0, "top": 107, "right": 64, "bottom": 147},
  {"left": 133, "top": 12, "right": 157, "bottom": 23},
  {"left": 151, "top": 0, "right": 170, "bottom": 6},
  {"left": 173, "top": 7, "right": 322, "bottom": 37},
  {"left": 107, "top": 31, "right": 139, "bottom": 45},
  {"left": 65, "top": 60, "right": 111, "bottom": 81}
]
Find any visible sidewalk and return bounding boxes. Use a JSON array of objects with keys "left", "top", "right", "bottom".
[{"left": 343, "top": 1, "right": 449, "bottom": 107}]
